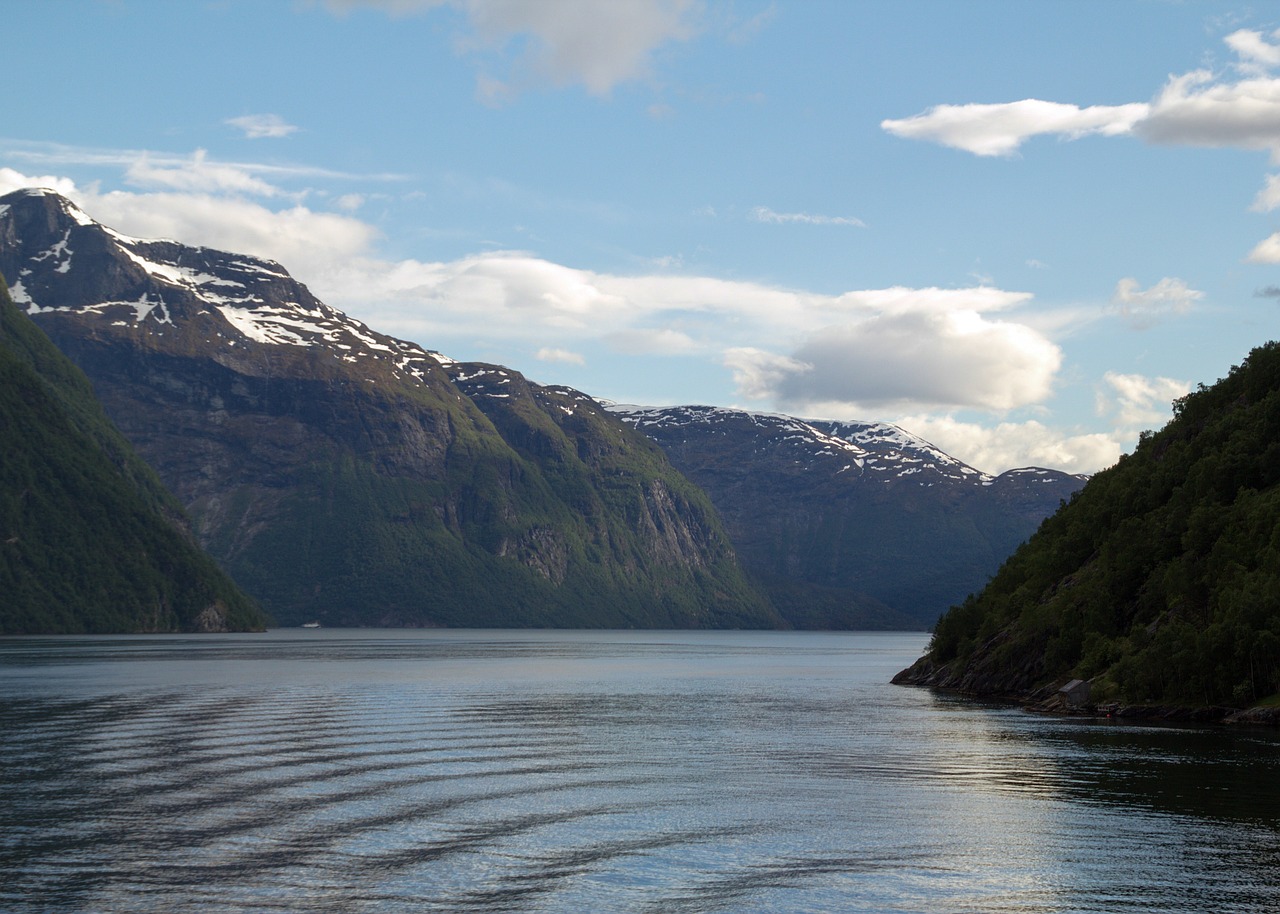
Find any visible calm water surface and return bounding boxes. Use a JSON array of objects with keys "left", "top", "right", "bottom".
[{"left": 2, "top": 629, "right": 1278, "bottom": 913}]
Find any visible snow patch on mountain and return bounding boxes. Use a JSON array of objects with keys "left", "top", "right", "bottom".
[
  {"left": 0, "top": 188, "right": 459, "bottom": 380},
  {"left": 609, "top": 403, "right": 1036, "bottom": 486}
]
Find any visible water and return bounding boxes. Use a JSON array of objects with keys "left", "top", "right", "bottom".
[{"left": 2, "top": 630, "right": 1278, "bottom": 913}]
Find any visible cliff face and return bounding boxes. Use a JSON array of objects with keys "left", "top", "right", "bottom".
[
  {"left": 611, "top": 405, "right": 1085, "bottom": 629},
  {"left": 895, "top": 342, "right": 1280, "bottom": 716},
  {"left": 1, "top": 189, "right": 779, "bottom": 628},
  {"left": 0, "top": 274, "right": 265, "bottom": 633}
]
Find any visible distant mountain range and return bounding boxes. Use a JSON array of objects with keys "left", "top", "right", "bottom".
[
  {"left": 610, "top": 405, "right": 1086, "bottom": 628},
  {"left": 0, "top": 188, "right": 1083, "bottom": 630}
]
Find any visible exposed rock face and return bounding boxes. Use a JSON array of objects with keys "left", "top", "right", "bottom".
[
  {"left": 1, "top": 189, "right": 779, "bottom": 629},
  {"left": 610, "top": 405, "right": 1086, "bottom": 629}
]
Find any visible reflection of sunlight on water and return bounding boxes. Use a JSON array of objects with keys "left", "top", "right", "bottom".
[{"left": 2, "top": 629, "right": 1279, "bottom": 913}]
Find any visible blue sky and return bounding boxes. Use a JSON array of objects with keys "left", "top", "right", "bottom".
[{"left": 5, "top": 0, "right": 1280, "bottom": 473}]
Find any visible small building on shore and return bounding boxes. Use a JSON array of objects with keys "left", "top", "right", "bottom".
[{"left": 1058, "top": 679, "right": 1091, "bottom": 708}]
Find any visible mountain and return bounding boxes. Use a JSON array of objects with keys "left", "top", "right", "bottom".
[
  {"left": 610, "top": 405, "right": 1086, "bottom": 629},
  {"left": 0, "top": 274, "right": 265, "bottom": 633},
  {"left": 894, "top": 342, "right": 1280, "bottom": 720},
  {"left": 0, "top": 188, "right": 780, "bottom": 629}
]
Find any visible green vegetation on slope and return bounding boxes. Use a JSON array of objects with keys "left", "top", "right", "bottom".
[
  {"left": 216, "top": 374, "right": 779, "bottom": 629},
  {"left": 904, "top": 342, "right": 1280, "bottom": 709},
  {"left": 0, "top": 277, "right": 265, "bottom": 633}
]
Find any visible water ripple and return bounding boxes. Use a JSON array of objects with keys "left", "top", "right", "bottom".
[{"left": 3, "top": 631, "right": 1279, "bottom": 913}]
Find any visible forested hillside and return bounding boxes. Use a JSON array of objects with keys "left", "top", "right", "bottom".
[{"left": 896, "top": 342, "right": 1280, "bottom": 713}]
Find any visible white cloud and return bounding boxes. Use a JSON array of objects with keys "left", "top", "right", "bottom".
[
  {"left": 1226, "top": 28, "right": 1280, "bottom": 73},
  {"left": 0, "top": 169, "right": 380, "bottom": 280},
  {"left": 535, "top": 346, "right": 585, "bottom": 365},
  {"left": 727, "top": 307, "right": 1061, "bottom": 414},
  {"left": 125, "top": 149, "right": 282, "bottom": 197},
  {"left": 1248, "top": 231, "right": 1280, "bottom": 263},
  {"left": 891, "top": 415, "right": 1122, "bottom": 475},
  {"left": 324, "top": 0, "right": 698, "bottom": 97},
  {"left": 879, "top": 30, "right": 1280, "bottom": 266},
  {"left": 0, "top": 167, "right": 78, "bottom": 198},
  {"left": 827, "top": 285, "right": 1031, "bottom": 316},
  {"left": 1133, "top": 70, "right": 1280, "bottom": 154},
  {"left": 1096, "top": 371, "right": 1190, "bottom": 429},
  {"left": 723, "top": 348, "right": 811, "bottom": 401},
  {"left": 1111, "top": 277, "right": 1203, "bottom": 327},
  {"left": 226, "top": 114, "right": 299, "bottom": 139},
  {"left": 751, "top": 206, "right": 865, "bottom": 227},
  {"left": 881, "top": 99, "right": 1148, "bottom": 157},
  {"left": 1252, "top": 173, "right": 1280, "bottom": 211}
]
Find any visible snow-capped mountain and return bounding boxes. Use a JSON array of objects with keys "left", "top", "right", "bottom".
[
  {"left": 0, "top": 187, "right": 451, "bottom": 384},
  {"left": 614, "top": 404, "right": 1080, "bottom": 489},
  {"left": 610, "top": 404, "right": 1087, "bottom": 628},
  {"left": 0, "top": 188, "right": 779, "bottom": 630}
]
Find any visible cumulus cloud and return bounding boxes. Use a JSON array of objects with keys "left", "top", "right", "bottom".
[
  {"left": 882, "top": 27, "right": 1280, "bottom": 175},
  {"left": 0, "top": 167, "right": 78, "bottom": 198},
  {"left": 1096, "top": 371, "right": 1191, "bottom": 429},
  {"left": 323, "top": 0, "right": 698, "bottom": 97},
  {"left": 1134, "top": 70, "right": 1280, "bottom": 153},
  {"left": 1226, "top": 27, "right": 1280, "bottom": 73},
  {"left": 723, "top": 348, "right": 811, "bottom": 401},
  {"left": 226, "top": 114, "right": 299, "bottom": 139},
  {"left": 1110, "top": 277, "right": 1203, "bottom": 327},
  {"left": 751, "top": 206, "right": 865, "bottom": 227},
  {"left": 881, "top": 99, "right": 1148, "bottom": 157},
  {"left": 1248, "top": 231, "right": 1280, "bottom": 263},
  {"left": 725, "top": 307, "right": 1060, "bottom": 414},
  {"left": 0, "top": 168, "right": 379, "bottom": 281},
  {"left": 891, "top": 414, "right": 1122, "bottom": 475}
]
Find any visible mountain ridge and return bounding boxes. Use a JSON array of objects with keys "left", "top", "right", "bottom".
[
  {"left": 1, "top": 188, "right": 779, "bottom": 629},
  {"left": 610, "top": 403, "right": 1087, "bottom": 629}
]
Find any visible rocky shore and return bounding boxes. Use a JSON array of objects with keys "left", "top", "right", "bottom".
[{"left": 893, "top": 659, "right": 1280, "bottom": 727}]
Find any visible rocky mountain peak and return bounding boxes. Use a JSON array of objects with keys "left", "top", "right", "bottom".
[{"left": 0, "top": 188, "right": 452, "bottom": 386}]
